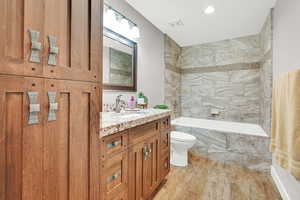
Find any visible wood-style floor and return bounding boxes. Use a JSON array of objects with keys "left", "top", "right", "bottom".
[{"left": 154, "top": 153, "right": 282, "bottom": 200}]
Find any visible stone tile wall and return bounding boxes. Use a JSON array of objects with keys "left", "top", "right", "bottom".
[
  {"left": 180, "top": 35, "right": 262, "bottom": 69},
  {"left": 259, "top": 11, "right": 273, "bottom": 135},
  {"left": 181, "top": 65, "right": 261, "bottom": 123},
  {"left": 179, "top": 35, "right": 263, "bottom": 123},
  {"left": 164, "top": 35, "right": 181, "bottom": 118},
  {"left": 175, "top": 125, "right": 272, "bottom": 172}
]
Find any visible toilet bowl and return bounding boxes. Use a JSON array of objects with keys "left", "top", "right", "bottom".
[{"left": 170, "top": 131, "right": 196, "bottom": 167}]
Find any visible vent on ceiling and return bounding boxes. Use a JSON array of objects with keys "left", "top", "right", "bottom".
[{"left": 168, "top": 20, "right": 184, "bottom": 27}]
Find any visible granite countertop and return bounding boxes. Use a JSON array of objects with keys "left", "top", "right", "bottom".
[{"left": 100, "top": 109, "right": 172, "bottom": 137}]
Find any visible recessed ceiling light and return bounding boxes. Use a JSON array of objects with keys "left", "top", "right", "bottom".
[{"left": 204, "top": 6, "right": 215, "bottom": 14}]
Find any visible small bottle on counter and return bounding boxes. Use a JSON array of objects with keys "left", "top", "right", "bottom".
[
  {"left": 128, "top": 96, "right": 137, "bottom": 109},
  {"left": 137, "top": 92, "right": 148, "bottom": 109}
]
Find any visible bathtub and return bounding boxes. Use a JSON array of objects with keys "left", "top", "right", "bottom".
[
  {"left": 171, "top": 117, "right": 271, "bottom": 172},
  {"left": 172, "top": 117, "right": 268, "bottom": 138}
]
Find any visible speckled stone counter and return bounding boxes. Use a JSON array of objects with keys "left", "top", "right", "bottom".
[{"left": 100, "top": 109, "right": 172, "bottom": 138}]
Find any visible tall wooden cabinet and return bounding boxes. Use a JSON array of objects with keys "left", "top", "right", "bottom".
[
  {"left": 0, "top": 76, "right": 101, "bottom": 200},
  {"left": 0, "top": 0, "right": 103, "bottom": 199},
  {"left": 0, "top": 0, "right": 102, "bottom": 82},
  {"left": 0, "top": 76, "right": 45, "bottom": 200}
]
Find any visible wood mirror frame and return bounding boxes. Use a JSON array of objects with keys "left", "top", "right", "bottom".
[{"left": 103, "top": 27, "right": 137, "bottom": 91}]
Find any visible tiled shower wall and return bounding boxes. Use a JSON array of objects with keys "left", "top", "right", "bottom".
[
  {"left": 164, "top": 35, "right": 181, "bottom": 118},
  {"left": 179, "top": 35, "right": 262, "bottom": 124},
  {"left": 259, "top": 11, "right": 273, "bottom": 135},
  {"left": 164, "top": 13, "right": 273, "bottom": 131}
]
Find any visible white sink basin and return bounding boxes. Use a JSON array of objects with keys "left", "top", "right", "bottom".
[
  {"left": 119, "top": 113, "right": 141, "bottom": 119},
  {"left": 102, "top": 110, "right": 151, "bottom": 121}
]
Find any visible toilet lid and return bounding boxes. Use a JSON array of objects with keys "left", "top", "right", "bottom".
[{"left": 171, "top": 131, "right": 196, "bottom": 142}]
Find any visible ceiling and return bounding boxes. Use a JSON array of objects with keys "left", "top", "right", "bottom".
[{"left": 126, "top": 0, "right": 277, "bottom": 46}]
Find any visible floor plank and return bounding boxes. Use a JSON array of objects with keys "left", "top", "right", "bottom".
[{"left": 154, "top": 153, "right": 282, "bottom": 200}]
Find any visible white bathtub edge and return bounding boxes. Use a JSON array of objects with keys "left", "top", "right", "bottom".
[{"left": 172, "top": 117, "right": 269, "bottom": 138}]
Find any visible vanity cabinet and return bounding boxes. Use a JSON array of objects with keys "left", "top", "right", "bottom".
[
  {"left": 100, "top": 117, "right": 171, "bottom": 200},
  {"left": 0, "top": 0, "right": 102, "bottom": 82}
]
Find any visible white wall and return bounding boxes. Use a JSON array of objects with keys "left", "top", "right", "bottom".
[
  {"left": 272, "top": 0, "right": 300, "bottom": 199},
  {"left": 103, "top": 0, "right": 165, "bottom": 107},
  {"left": 273, "top": 0, "right": 300, "bottom": 77}
]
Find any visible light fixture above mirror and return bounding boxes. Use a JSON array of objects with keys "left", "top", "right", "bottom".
[{"left": 104, "top": 4, "right": 140, "bottom": 40}]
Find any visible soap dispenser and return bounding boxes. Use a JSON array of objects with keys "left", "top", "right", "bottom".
[{"left": 128, "top": 96, "right": 136, "bottom": 109}]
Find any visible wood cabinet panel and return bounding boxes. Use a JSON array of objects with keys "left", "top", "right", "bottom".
[
  {"left": 100, "top": 130, "right": 128, "bottom": 160},
  {"left": 129, "top": 121, "right": 159, "bottom": 145},
  {"left": 142, "top": 136, "right": 160, "bottom": 198},
  {"left": 43, "top": 0, "right": 102, "bottom": 82},
  {"left": 0, "top": 76, "right": 101, "bottom": 200},
  {"left": 43, "top": 79, "right": 100, "bottom": 200},
  {"left": 0, "top": 0, "right": 45, "bottom": 77},
  {"left": 100, "top": 151, "right": 128, "bottom": 200},
  {"left": 160, "top": 116, "right": 171, "bottom": 132},
  {"left": 128, "top": 136, "right": 160, "bottom": 200},
  {"left": 159, "top": 154, "right": 170, "bottom": 182},
  {"left": 0, "top": 0, "right": 102, "bottom": 82},
  {"left": 160, "top": 131, "right": 170, "bottom": 156},
  {"left": 128, "top": 141, "right": 146, "bottom": 200},
  {"left": 0, "top": 76, "right": 44, "bottom": 200}
]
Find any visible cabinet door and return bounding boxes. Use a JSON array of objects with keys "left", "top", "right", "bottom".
[
  {"left": 0, "top": 75, "right": 44, "bottom": 200},
  {"left": 159, "top": 154, "right": 170, "bottom": 182},
  {"left": 128, "top": 137, "right": 160, "bottom": 200},
  {"left": 43, "top": 0, "right": 102, "bottom": 82},
  {"left": 43, "top": 79, "right": 100, "bottom": 200},
  {"left": 0, "top": 0, "right": 45, "bottom": 77},
  {"left": 128, "top": 141, "right": 146, "bottom": 200},
  {"left": 142, "top": 136, "right": 160, "bottom": 198},
  {"left": 159, "top": 131, "right": 170, "bottom": 182}
]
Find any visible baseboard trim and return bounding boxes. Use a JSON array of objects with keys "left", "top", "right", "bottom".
[{"left": 271, "top": 166, "right": 290, "bottom": 200}]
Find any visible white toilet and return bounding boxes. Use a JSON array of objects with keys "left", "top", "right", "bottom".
[{"left": 170, "top": 131, "right": 196, "bottom": 167}]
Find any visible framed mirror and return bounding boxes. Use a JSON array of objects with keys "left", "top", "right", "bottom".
[{"left": 103, "top": 27, "right": 137, "bottom": 91}]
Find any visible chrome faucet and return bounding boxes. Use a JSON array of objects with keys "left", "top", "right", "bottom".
[{"left": 114, "top": 95, "right": 126, "bottom": 113}]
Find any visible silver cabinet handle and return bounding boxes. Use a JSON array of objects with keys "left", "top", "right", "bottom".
[
  {"left": 107, "top": 139, "right": 122, "bottom": 148},
  {"left": 28, "top": 92, "right": 40, "bottom": 124},
  {"left": 29, "top": 30, "right": 42, "bottom": 63},
  {"left": 144, "top": 145, "right": 152, "bottom": 160},
  {"left": 144, "top": 146, "right": 149, "bottom": 160},
  {"left": 48, "top": 35, "right": 59, "bottom": 66},
  {"left": 107, "top": 171, "right": 121, "bottom": 182},
  {"left": 48, "top": 92, "right": 58, "bottom": 121}
]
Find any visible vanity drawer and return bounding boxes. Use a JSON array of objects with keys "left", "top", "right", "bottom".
[
  {"left": 100, "top": 151, "right": 128, "bottom": 200},
  {"left": 129, "top": 121, "right": 159, "bottom": 145},
  {"left": 160, "top": 131, "right": 170, "bottom": 156},
  {"left": 160, "top": 116, "right": 171, "bottom": 131},
  {"left": 101, "top": 130, "right": 128, "bottom": 160},
  {"left": 159, "top": 154, "right": 170, "bottom": 181}
]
